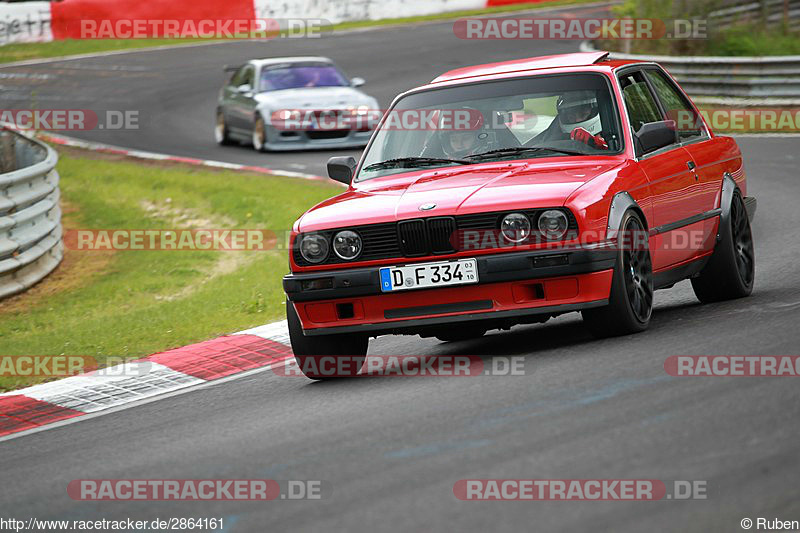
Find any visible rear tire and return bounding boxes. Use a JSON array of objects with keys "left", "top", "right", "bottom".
[
  {"left": 691, "top": 191, "right": 755, "bottom": 303},
  {"left": 286, "top": 301, "right": 368, "bottom": 380},
  {"left": 583, "top": 210, "right": 654, "bottom": 338},
  {"left": 214, "top": 110, "right": 233, "bottom": 145}
]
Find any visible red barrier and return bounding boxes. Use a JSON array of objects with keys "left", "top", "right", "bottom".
[
  {"left": 486, "top": 0, "right": 551, "bottom": 5},
  {"left": 50, "top": 0, "right": 257, "bottom": 39}
]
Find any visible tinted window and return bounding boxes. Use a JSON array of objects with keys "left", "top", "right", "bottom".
[
  {"left": 358, "top": 73, "right": 623, "bottom": 180},
  {"left": 230, "top": 66, "right": 249, "bottom": 87},
  {"left": 618, "top": 71, "right": 663, "bottom": 133},
  {"left": 645, "top": 69, "right": 705, "bottom": 142},
  {"left": 259, "top": 65, "right": 349, "bottom": 91}
]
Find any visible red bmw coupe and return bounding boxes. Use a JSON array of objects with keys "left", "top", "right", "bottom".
[{"left": 283, "top": 51, "right": 756, "bottom": 379}]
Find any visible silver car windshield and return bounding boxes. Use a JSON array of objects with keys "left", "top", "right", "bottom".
[
  {"left": 259, "top": 65, "right": 349, "bottom": 91},
  {"left": 358, "top": 73, "right": 623, "bottom": 181}
]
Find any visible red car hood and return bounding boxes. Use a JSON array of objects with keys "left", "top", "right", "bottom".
[{"left": 297, "top": 159, "right": 624, "bottom": 232}]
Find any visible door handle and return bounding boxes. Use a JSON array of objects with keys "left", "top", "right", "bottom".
[{"left": 687, "top": 161, "right": 699, "bottom": 180}]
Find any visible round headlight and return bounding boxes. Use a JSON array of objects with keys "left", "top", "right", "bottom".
[
  {"left": 538, "top": 210, "right": 569, "bottom": 240},
  {"left": 501, "top": 213, "right": 531, "bottom": 243},
  {"left": 333, "top": 230, "right": 362, "bottom": 260},
  {"left": 299, "top": 234, "right": 329, "bottom": 264}
]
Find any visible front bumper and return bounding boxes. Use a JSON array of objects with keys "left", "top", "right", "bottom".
[
  {"left": 284, "top": 248, "right": 617, "bottom": 336},
  {"left": 265, "top": 124, "right": 373, "bottom": 151}
]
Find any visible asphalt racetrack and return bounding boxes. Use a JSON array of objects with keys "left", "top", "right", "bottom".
[{"left": 2, "top": 4, "right": 800, "bottom": 531}]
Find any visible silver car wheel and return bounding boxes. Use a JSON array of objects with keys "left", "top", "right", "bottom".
[
  {"left": 215, "top": 111, "right": 231, "bottom": 145},
  {"left": 252, "top": 115, "right": 267, "bottom": 152}
]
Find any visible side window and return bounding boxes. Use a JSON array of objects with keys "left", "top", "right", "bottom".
[
  {"left": 645, "top": 69, "right": 705, "bottom": 142},
  {"left": 618, "top": 71, "right": 663, "bottom": 133},
  {"left": 241, "top": 67, "right": 254, "bottom": 90},
  {"left": 229, "top": 66, "right": 246, "bottom": 87},
  {"left": 230, "top": 66, "right": 254, "bottom": 90}
]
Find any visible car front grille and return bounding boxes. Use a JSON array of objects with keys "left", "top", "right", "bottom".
[
  {"left": 292, "top": 209, "right": 578, "bottom": 267},
  {"left": 398, "top": 219, "right": 428, "bottom": 257},
  {"left": 427, "top": 217, "right": 457, "bottom": 254},
  {"left": 307, "top": 130, "right": 350, "bottom": 140}
]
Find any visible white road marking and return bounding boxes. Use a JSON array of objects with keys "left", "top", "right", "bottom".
[{"left": 236, "top": 320, "right": 291, "bottom": 346}]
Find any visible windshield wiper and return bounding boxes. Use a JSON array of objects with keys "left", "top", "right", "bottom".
[
  {"left": 362, "top": 157, "right": 471, "bottom": 172},
  {"left": 465, "top": 146, "right": 586, "bottom": 161}
]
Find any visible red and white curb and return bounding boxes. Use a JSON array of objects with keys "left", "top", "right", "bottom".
[
  {"left": 37, "top": 132, "right": 334, "bottom": 183},
  {"left": 0, "top": 321, "right": 293, "bottom": 440}
]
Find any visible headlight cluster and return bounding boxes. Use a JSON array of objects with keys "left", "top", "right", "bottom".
[
  {"left": 277, "top": 109, "right": 302, "bottom": 121},
  {"left": 500, "top": 210, "right": 570, "bottom": 242},
  {"left": 346, "top": 105, "right": 371, "bottom": 116},
  {"left": 298, "top": 231, "right": 363, "bottom": 264}
]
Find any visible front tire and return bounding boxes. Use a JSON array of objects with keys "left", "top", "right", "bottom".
[
  {"left": 583, "top": 210, "right": 654, "bottom": 338},
  {"left": 691, "top": 191, "right": 755, "bottom": 303},
  {"left": 286, "top": 301, "right": 368, "bottom": 380},
  {"left": 252, "top": 114, "right": 268, "bottom": 152}
]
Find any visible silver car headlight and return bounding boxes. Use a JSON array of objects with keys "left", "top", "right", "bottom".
[
  {"left": 347, "top": 105, "right": 370, "bottom": 116},
  {"left": 333, "top": 230, "right": 362, "bottom": 260},
  {"left": 299, "top": 234, "right": 329, "bottom": 264},
  {"left": 538, "top": 210, "right": 569, "bottom": 240},
  {"left": 501, "top": 213, "right": 531, "bottom": 243}
]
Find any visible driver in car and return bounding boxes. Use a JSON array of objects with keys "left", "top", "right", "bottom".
[
  {"left": 533, "top": 91, "right": 609, "bottom": 150},
  {"left": 438, "top": 108, "right": 489, "bottom": 159}
]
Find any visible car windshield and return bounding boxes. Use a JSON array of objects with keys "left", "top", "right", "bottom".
[
  {"left": 358, "top": 73, "right": 622, "bottom": 180},
  {"left": 259, "top": 64, "right": 349, "bottom": 91}
]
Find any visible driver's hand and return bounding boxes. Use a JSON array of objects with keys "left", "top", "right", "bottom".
[{"left": 570, "top": 127, "right": 609, "bottom": 150}]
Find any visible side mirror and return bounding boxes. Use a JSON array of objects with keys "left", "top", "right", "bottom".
[
  {"left": 351, "top": 77, "right": 366, "bottom": 88},
  {"left": 237, "top": 84, "right": 253, "bottom": 95},
  {"left": 635, "top": 120, "right": 677, "bottom": 154},
  {"left": 327, "top": 156, "right": 357, "bottom": 185}
]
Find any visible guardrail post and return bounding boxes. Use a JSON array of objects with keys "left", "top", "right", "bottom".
[{"left": 0, "top": 130, "right": 16, "bottom": 173}]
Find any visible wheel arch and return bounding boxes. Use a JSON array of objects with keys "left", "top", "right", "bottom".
[
  {"left": 606, "top": 191, "right": 648, "bottom": 239},
  {"left": 718, "top": 172, "right": 740, "bottom": 245}
]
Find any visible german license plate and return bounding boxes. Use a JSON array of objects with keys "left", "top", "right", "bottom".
[{"left": 379, "top": 259, "right": 478, "bottom": 293}]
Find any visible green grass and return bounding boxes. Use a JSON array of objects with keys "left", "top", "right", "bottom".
[
  {"left": 706, "top": 25, "right": 800, "bottom": 57},
  {"left": 0, "top": 0, "right": 597, "bottom": 65},
  {"left": 0, "top": 151, "right": 342, "bottom": 391},
  {"left": 0, "top": 38, "right": 207, "bottom": 65}
]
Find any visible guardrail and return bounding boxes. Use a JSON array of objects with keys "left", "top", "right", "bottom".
[
  {"left": 711, "top": 0, "right": 800, "bottom": 30},
  {"left": 0, "top": 128, "right": 62, "bottom": 300},
  {"left": 582, "top": 42, "right": 800, "bottom": 105}
]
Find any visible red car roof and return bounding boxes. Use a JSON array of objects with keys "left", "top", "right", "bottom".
[{"left": 430, "top": 51, "right": 639, "bottom": 84}]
